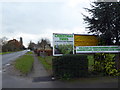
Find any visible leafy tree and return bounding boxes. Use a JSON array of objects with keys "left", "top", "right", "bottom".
[{"left": 83, "top": 2, "right": 120, "bottom": 45}]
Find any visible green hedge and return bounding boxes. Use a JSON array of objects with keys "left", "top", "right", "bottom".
[{"left": 52, "top": 54, "right": 88, "bottom": 79}]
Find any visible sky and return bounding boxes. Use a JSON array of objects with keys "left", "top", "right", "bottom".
[{"left": 0, "top": 0, "right": 95, "bottom": 47}]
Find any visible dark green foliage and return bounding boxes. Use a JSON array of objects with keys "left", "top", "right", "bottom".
[
  {"left": 52, "top": 55, "right": 88, "bottom": 79},
  {"left": 83, "top": 2, "right": 120, "bottom": 45},
  {"left": 93, "top": 53, "right": 120, "bottom": 76}
]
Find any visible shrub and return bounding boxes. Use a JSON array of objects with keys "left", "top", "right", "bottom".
[
  {"left": 52, "top": 54, "right": 88, "bottom": 79},
  {"left": 93, "top": 53, "right": 120, "bottom": 76}
]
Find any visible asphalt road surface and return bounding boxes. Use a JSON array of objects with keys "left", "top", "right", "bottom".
[{"left": 2, "top": 50, "right": 28, "bottom": 65}]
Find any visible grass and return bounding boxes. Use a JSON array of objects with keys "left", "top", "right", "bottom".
[
  {"left": 0, "top": 52, "right": 13, "bottom": 55},
  {"left": 38, "top": 55, "right": 94, "bottom": 75},
  {"left": 15, "top": 55, "right": 34, "bottom": 74},
  {"left": 38, "top": 54, "right": 117, "bottom": 75},
  {"left": 38, "top": 56, "right": 53, "bottom": 74},
  {"left": 26, "top": 51, "right": 33, "bottom": 54},
  {"left": 0, "top": 50, "right": 23, "bottom": 55},
  {"left": 87, "top": 55, "right": 94, "bottom": 70}
]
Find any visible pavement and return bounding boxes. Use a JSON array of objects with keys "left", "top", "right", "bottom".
[
  {"left": 2, "top": 52, "right": 119, "bottom": 88},
  {"left": 29, "top": 54, "right": 50, "bottom": 78}
]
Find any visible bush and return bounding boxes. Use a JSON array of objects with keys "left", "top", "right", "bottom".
[
  {"left": 93, "top": 53, "right": 120, "bottom": 76},
  {"left": 52, "top": 54, "right": 88, "bottom": 79}
]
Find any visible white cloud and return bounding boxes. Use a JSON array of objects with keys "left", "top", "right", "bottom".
[
  {"left": 0, "top": 1, "right": 92, "bottom": 48},
  {"left": 0, "top": 3, "right": 2, "bottom": 35},
  {"left": 6, "top": 26, "right": 88, "bottom": 47},
  {"left": 66, "top": 0, "right": 93, "bottom": 8},
  {"left": 0, "top": 0, "right": 68, "bottom": 3}
]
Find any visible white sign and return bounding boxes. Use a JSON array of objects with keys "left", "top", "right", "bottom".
[{"left": 53, "top": 33, "right": 74, "bottom": 56}]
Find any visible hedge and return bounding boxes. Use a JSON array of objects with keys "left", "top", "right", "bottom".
[{"left": 52, "top": 54, "right": 88, "bottom": 79}]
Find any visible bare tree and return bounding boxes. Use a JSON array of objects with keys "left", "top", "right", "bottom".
[
  {"left": 28, "top": 41, "right": 36, "bottom": 50},
  {"left": 0, "top": 37, "right": 8, "bottom": 46},
  {"left": 0, "top": 37, "right": 8, "bottom": 52},
  {"left": 38, "top": 38, "right": 50, "bottom": 50}
]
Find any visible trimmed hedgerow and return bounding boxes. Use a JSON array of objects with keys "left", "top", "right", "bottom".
[{"left": 52, "top": 54, "right": 88, "bottom": 79}]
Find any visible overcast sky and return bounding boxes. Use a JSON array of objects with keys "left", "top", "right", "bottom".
[{"left": 0, "top": 0, "right": 94, "bottom": 47}]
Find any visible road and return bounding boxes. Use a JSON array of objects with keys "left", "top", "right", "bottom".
[
  {"left": 1, "top": 50, "right": 28, "bottom": 65},
  {"left": 1, "top": 51, "right": 119, "bottom": 88},
  {"left": 0, "top": 50, "right": 28, "bottom": 89}
]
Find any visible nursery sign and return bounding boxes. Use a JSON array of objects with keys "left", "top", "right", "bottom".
[
  {"left": 74, "top": 34, "right": 98, "bottom": 46},
  {"left": 53, "top": 33, "right": 74, "bottom": 56},
  {"left": 53, "top": 33, "right": 120, "bottom": 56},
  {"left": 76, "top": 46, "right": 120, "bottom": 53}
]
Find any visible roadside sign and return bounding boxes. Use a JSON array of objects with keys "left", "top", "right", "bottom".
[
  {"left": 76, "top": 46, "right": 120, "bottom": 53},
  {"left": 53, "top": 33, "right": 120, "bottom": 56},
  {"left": 74, "top": 34, "right": 98, "bottom": 46},
  {"left": 53, "top": 33, "right": 74, "bottom": 56}
]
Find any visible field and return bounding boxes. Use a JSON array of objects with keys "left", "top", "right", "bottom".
[{"left": 15, "top": 55, "right": 34, "bottom": 74}]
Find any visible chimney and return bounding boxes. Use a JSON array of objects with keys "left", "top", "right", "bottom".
[{"left": 20, "top": 37, "right": 23, "bottom": 45}]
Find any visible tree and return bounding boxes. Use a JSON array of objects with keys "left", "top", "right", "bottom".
[
  {"left": 83, "top": 2, "right": 120, "bottom": 45},
  {"left": 38, "top": 38, "right": 50, "bottom": 50},
  {"left": 28, "top": 41, "right": 36, "bottom": 50},
  {"left": 0, "top": 37, "right": 8, "bottom": 46},
  {"left": 0, "top": 37, "right": 8, "bottom": 52}
]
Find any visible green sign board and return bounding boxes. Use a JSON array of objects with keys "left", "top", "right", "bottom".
[
  {"left": 76, "top": 46, "right": 120, "bottom": 53},
  {"left": 53, "top": 33, "right": 74, "bottom": 56}
]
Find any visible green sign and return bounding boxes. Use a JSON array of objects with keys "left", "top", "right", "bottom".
[
  {"left": 55, "top": 34, "right": 73, "bottom": 38},
  {"left": 53, "top": 33, "right": 74, "bottom": 56},
  {"left": 76, "top": 46, "right": 120, "bottom": 53}
]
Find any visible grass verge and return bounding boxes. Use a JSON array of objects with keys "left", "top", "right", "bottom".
[
  {"left": 87, "top": 55, "right": 94, "bottom": 71},
  {"left": 15, "top": 55, "right": 34, "bottom": 75},
  {"left": 26, "top": 51, "right": 33, "bottom": 54},
  {"left": 0, "top": 52, "right": 13, "bottom": 55},
  {"left": 38, "top": 56, "right": 53, "bottom": 74},
  {"left": 0, "top": 50, "right": 23, "bottom": 55}
]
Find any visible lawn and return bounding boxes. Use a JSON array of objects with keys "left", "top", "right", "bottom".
[{"left": 15, "top": 55, "right": 34, "bottom": 74}]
